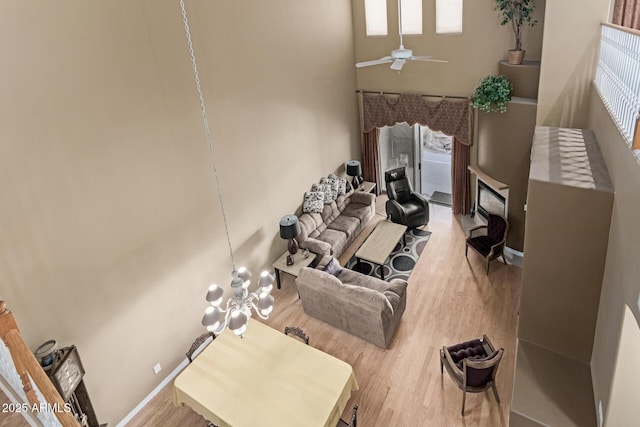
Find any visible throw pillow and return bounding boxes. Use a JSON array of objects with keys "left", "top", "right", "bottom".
[
  {"left": 311, "top": 183, "right": 333, "bottom": 204},
  {"left": 322, "top": 256, "right": 342, "bottom": 277},
  {"left": 302, "top": 191, "right": 324, "bottom": 213},
  {"left": 336, "top": 177, "right": 347, "bottom": 196},
  {"left": 320, "top": 177, "right": 338, "bottom": 202}
]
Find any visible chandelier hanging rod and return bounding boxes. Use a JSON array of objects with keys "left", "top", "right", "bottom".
[{"left": 180, "top": 0, "right": 236, "bottom": 270}]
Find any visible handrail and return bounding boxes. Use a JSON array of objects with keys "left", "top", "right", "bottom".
[{"left": 0, "top": 301, "right": 80, "bottom": 427}]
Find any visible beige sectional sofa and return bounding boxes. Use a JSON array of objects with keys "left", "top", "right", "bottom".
[
  {"left": 297, "top": 188, "right": 375, "bottom": 259},
  {"left": 296, "top": 257, "right": 407, "bottom": 348}
]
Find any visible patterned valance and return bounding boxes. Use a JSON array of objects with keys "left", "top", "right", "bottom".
[{"left": 360, "top": 93, "right": 471, "bottom": 146}]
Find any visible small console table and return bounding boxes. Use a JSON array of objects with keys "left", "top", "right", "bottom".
[
  {"left": 272, "top": 251, "right": 316, "bottom": 289},
  {"left": 356, "top": 181, "right": 376, "bottom": 194}
]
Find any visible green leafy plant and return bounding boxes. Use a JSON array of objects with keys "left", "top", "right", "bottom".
[
  {"left": 496, "top": 0, "right": 538, "bottom": 51},
  {"left": 471, "top": 75, "right": 513, "bottom": 113}
]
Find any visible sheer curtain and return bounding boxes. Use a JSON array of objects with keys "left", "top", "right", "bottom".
[{"left": 358, "top": 92, "right": 471, "bottom": 214}]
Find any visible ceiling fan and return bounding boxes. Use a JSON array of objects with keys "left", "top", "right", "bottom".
[{"left": 356, "top": 0, "right": 447, "bottom": 71}]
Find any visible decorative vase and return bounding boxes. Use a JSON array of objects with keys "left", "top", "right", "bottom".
[
  {"left": 288, "top": 237, "right": 298, "bottom": 255},
  {"left": 508, "top": 49, "right": 525, "bottom": 65}
]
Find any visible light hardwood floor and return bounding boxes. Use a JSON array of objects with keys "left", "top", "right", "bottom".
[
  {"left": 127, "top": 199, "right": 522, "bottom": 427},
  {"left": 2, "top": 199, "right": 521, "bottom": 427}
]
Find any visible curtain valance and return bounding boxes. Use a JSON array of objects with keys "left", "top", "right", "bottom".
[{"left": 361, "top": 93, "right": 471, "bottom": 146}]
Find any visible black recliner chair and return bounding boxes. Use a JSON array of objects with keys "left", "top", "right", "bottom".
[{"left": 385, "top": 167, "right": 429, "bottom": 229}]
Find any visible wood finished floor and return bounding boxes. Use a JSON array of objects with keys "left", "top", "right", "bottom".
[
  {"left": 2, "top": 199, "right": 522, "bottom": 427},
  {"left": 128, "top": 199, "right": 522, "bottom": 427}
]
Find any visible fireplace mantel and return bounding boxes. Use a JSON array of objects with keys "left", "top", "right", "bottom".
[{"left": 468, "top": 165, "right": 508, "bottom": 191}]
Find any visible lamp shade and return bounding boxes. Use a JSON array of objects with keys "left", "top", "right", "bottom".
[
  {"left": 279, "top": 215, "right": 300, "bottom": 239},
  {"left": 346, "top": 160, "right": 362, "bottom": 177},
  {"left": 206, "top": 284, "right": 224, "bottom": 306}
]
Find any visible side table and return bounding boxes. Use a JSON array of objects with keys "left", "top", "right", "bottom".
[
  {"left": 272, "top": 251, "right": 316, "bottom": 289},
  {"left": 356, "top": 181, "right": 376, "bottom": 194}
]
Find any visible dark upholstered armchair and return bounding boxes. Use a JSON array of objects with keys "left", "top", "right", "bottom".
[
  {"left": 465, "top": 214, "right": 509, "bottom": 275},
  {"left": 385, "top": 167, "right": 429, "bottom": 229},
  {"left": 440, "top": 335, "right": 503, "bottom": 416}
]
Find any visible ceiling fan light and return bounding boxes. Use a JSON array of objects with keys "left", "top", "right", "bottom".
[{"left": 391, "top": 59, "right": 405, "bottom": 71}]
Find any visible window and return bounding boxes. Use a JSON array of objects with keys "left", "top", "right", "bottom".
[
  {"left": 436, "top": 0, "right": 463, "bottom": 34},
  {"left": 401, "top": 0, "right": 422, "bottom": 35},
  {"left": 595, "top": 24, "right": 640, "bottom": 162},
  {"left": 365, "top": 0, "right": 388, "bottom": 36},
  {"left": 365, "top": 0, "right": 422, "bottom": 37}
]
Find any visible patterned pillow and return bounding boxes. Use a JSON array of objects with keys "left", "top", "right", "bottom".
[
  {"left": 322, "top": 256, "right": 342, "bottom": 277},
  {"left": 320, "top": 177, "right": 338, "bottom": 202},
  {"left": 336, "top": 177, "right": 347, "bottom": 196},
  {"left": 311, "top": 183, "right": 333, "bottom": 204},
  {"left": 302, "top": 191, "right": 324, "bottom": 213}
]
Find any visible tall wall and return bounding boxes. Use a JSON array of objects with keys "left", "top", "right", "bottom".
[
  {"left": 352, "top": 0, "right": 545, "bottom": 95},
  {"left": 0, "top": 0, "right": 359, "bottom": 424},
  {"left": 537, "top": 0, "right": 640, "bottom": 423},
  {"left": 536, "top": 0, "right": 611, "bottom": 128},
  {"left": 588, "top": 88, "right": 640, "bottom": 425}
]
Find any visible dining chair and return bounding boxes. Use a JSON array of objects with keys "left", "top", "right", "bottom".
[
  {"left": 337, "top": 404, "right": 358, "bottom": 427},
  {"left": 186, "top": 331, "right": 215, "bottom": 363},
  {"left": 284, "top": 326, "right": 309, "bottom": 345},
  {"left": 440, "top": 335, "right": 503, "bottom": 415}
]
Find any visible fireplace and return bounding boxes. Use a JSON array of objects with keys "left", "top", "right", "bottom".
[{"left": 477, "top": 180, "right": 506, "bottom": 220}]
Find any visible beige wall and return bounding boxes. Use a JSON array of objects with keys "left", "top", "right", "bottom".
[
  {"left": 476, "top": 100, "right": 537, "bottom": 252},
  {"left": 536, "top": 0, "right": 611, "bottom": 128},
  {"left": 352, "top": 0, "right": 545, "bottom": 95},
  {"left": 0, "top": 0, "right": 358, "bottom": 424},
  {"left": 588, "top": 88, "right": 640, "bottom": 425}
]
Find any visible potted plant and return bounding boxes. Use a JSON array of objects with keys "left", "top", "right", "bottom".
[
  {"left": 471, "top": 75, "right": 513, "bottom": 113},
  {"left": 495, "top": 0, "right": 538, "bottom": 65}
]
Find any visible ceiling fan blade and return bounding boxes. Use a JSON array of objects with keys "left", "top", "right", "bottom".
[
  {"left": 355, "top": 56, "right": 393, "bottom": 68},
  {"left": 390, "top": 59, "right": 405, "bottom": 71},
  {"left": 411, "top": 56, "right": 448, "bottom": 63}
]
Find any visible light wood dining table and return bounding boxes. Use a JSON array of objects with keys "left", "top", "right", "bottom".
[{"left": 173, "top": 319, "right": 358, "bottom": 427}]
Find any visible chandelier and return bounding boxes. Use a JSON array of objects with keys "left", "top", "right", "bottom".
[{"left": 180, "top": 0, "right": 275, "bottom": 337}]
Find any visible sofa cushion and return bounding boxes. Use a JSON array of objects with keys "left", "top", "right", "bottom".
[
  {"left": 383, "top": 280, "right": 407, "bottom": 313},
  {"left": 335, "top": 194, "right": 351, "bottom": 212},
  {"left": 299, "top": 212, "right": 327, "bottom": 239},
  {"left": 302, "top": 191, "right": 324, "bottom": 213},
  {"left": 321, "top": 202, "right": 340, "bottom": 225},
  {"left": 340, "top": 283, "right": 393, "bottom": 317},
  {"left": 317, "top": 228, "right": 347, "bottom": 257},
  {"left": 341, "top": 202, "right": 372, "bottom": 224},
  {"left": 327, "top": 215, "right": 360, "bottom": 238}
]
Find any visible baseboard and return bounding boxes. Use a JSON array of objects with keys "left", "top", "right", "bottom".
[{"left": 116, "top": 359, "right": 189, "bottom": 427}]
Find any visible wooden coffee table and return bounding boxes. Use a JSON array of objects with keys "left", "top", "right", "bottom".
[{"left": 355, "top": 221, "right": 407, "bottom": 280}]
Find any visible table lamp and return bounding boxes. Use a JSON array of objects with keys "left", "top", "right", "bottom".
[
  {"left": 346, "top": 160, "right": 363, "bottom": 189},
  {"left": 279, "top": 214, "right": 300, "bottom": 265}
]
